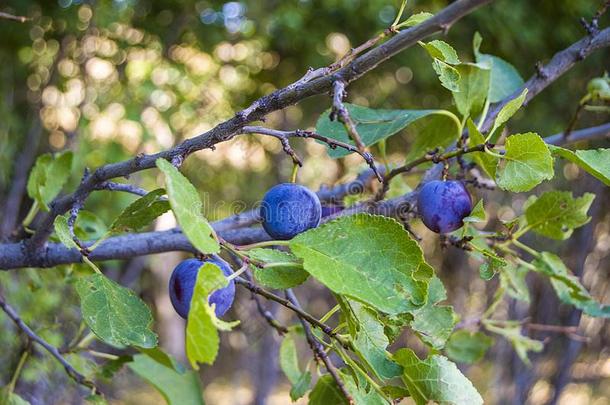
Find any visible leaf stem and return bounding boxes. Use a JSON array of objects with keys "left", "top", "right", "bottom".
[
  {"left": 290, "top": 163, "right": 299, "bottom": 183},
  {"left": 319, "top": 304, "right": 341, "bottom": 324},
  {"left": 477, "top": 99, "right": 491, "bottom": 129},
  {"left": 334, "top": 343, "right": 390, "bottom": 401},
  {"left": 484, "top": 146, "right": 505, "bottom": 159},
  {"left": 482, "top": 285, "right": 506, "bottom": 319},
  {"left": 7, "top": 348, "right": 29, "bottom": 396},
  {"left": 22, "top": 201, "right": 39, "bottom": 228},
  {"left": 83, "top": 256, "right": 102, "bottom": 274},
  {"left": 76, "top": 332, "right": 97, "bottom": 350},
  {"left": 512, "top": 239, "right": 540, "bottom": 258},
  {"left": 391, "top": 0, "right": 409, "bottom": 27},
  {"left": 236, "top": 240, "right": 291, "bottom": 250},
  {"left": 87, "top": 350, "right": 119, "bottom": 360}
]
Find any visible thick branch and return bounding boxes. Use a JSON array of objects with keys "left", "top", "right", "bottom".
[
  {"left": 27, "top": 0, "right": 494, "bottom": 249},
  {"left": 544, "top": 122, "right": 610, "bottom": 145},
  {"left": 482, "top": 27, "right": 610, "bottom": 131},
  {"left": 0, "top": 121, "right": 606, "bottom": 271},
  {"left": 5, "top": 2, "right": 610, "bottom": 271}
]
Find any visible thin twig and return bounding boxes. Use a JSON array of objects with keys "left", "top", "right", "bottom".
[
  {"left": 285, "top": 289, "right": 354, "bottom": 404},
  {"left": 242, "top": 267, "right": 289, "bottom": 335},
  {"left": 331, "top": 80, "right": 367, "bottom": 153},
  {"left": 375, "top": 143, "right": 487, "bottom": 200},
  {"left": 0, "top": 292, "right": 99, "bottom": 393},
  {"left": 94, "top": 181, "right": 150, "bottom": 197},
  {"left": 0, "top": 11, "right": 29, "bottom": 23},
  {"left": 234, "top": 277, "right": 351, "bottom": 349},
  {"left": 563, "top": 101, "right": 588, "bottom": 139},
  {"left": 241, "top": 126, "right": 383, "bottom": 182}
]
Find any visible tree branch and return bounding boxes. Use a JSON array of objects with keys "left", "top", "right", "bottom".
[
  {"left": 235, "top": 278, "right": 350, "bottom": 349},
  {"left": 3, "top": 1, "right": 610, "bottom": 271},
  {"left": 93, "top": 181, "right": 151, "bottom": 197},
  {"left": 482, "top": 27, "right": 610, "bottom": 132},
  {"left": 241, "top": 126, "right": 383, "bottom": 182},
  {"left": 0, "top": 119, "right": 606, "bottom": 271},
  {"left": 26, "top": 0, "right": 494, "bottom": 250},
  {"left": 331, "top": 80, "right": 367, "bottom": 152},
  {"left": 544, "top": 121, "right": 610, "bottom": 145},
  {"left": 0, "top": 292, "right": 99, "bottom": 393},
  {"left": 285, "top": 289, "right": 353, "bottom": 404},
  {"left": 0, "top": 11, "right": 29, "bottom": 23}
]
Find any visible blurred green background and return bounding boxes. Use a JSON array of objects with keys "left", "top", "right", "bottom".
[{"left": 0, "top": 0, "right": 608, "bottom": 404}]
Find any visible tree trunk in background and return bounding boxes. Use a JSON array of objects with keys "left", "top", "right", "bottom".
[
  {"left": 253, "top": 303, "right": 280, "bottom": 405},
  {"left": 547, "top": 182, "right": 606, "bottom": 405}
]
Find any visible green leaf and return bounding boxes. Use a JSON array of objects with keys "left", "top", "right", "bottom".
[
  {"left": 473, "top": 32, "right": 524, "bottom": 103},
  {"left": 420, "top": 40, "right": 460, "bottom": 64},
  {"left": 534, "top": 252, "right": 610, "bottom": 318},
  {"left": 489, "top": 89, "right": 528, "bottom": 137},
  {"left": 484, "top": 321, "right": 543, "bottom": 365},
  {"left": 315, "top": 104, "right": 439, "bottom": 158},
  {"left": 452, "top": 63, "right": 490, "bottom": 119},
  {"left": 54, "top": 215, "right": 78, "bottom": 249},
  {"left": 478, "top": 249, "right": 507, "bottom": 281},
  {"left": 495, "top": 132, "right": 554, "bottom": 192},
  {"left": 186, "top": 263, "right": 239, "bottom": 369},
  {"left": 432, "top": 59, "right": 460, "bottom": 92},
  {"left": 524, "top": 191, "right": 594, "bottom": 240},
  {"left": 279, "top": 330, "right": 311, "bottom": 401},
  {"left": 291, "top": 372, "right": 312, "bottom": 402},
  {"left": 445, "top": 330, "right": 494, "bottom": 364},
  {"left": 108, "top": 189, "right": 170, "bottom": 234},
  {"left": 156, "top": 159, "right": 219, "bottom": 254},
  {"left": 309, "top": 373, "right": 389, "bottom": 405},
  {"left": 349, "top": 301, "right": 403, "bottom": 380},
  {"left": 463, "top": 199, "right": 486, "bottom": 223},
  {"left": 76, "top": 273, "right": 158, "bottom": 348},
  {"left": 405, "top": 112, "right": 461, "bottom": 161},
  {"left": 394, "top": 349, "right": 483, "bottom": 405},
  {"left": 248, "top": 248, "right": 308, "bottom": 289},
  {"left": 467, "top": 118, "right": 498, "bottom": 178},
  {"left": 85, "top": 395, "right": 108, "bottom": 405},
  {"left": 129, "top": 352, "right": 204, "bottom": 405},
  {"left": 290, "top": 214, "right": 429, "bottom": 314},
  {"left": 402, "top": 12, "right": 433, "bottom": 27},
  {"left": 500, "top": 264, "right": 530, "bottom": 303},
  {"left": 549, "top": 146, "right": 610, "bottom": 186},
  {"left": 409, "top": 277, "right": 458, "bottom": 349},
  {"left": 308, "top": 375, "right": 347, "bottom": 405},
  {"left": 74, "top": 211, "right": 107, "bottom": 240},
  {"left": 27, "top": 151, "right": 73, "bottom": 211},
  {"left": 138, "top": 347, "right": 185, "bottom": 373},
  {"left": 0, "top": 388, "right": 30, "bottom": 405},
  {"left": 97, "top": 355, "right": 133, "bottom": 380},
  {"left": 26, "top": 154, "right": 51, "bottom": 207}
]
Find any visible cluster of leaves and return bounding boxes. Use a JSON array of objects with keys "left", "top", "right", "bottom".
[{"left": 6, "top": 10, "right": 609, "bottom": 405}]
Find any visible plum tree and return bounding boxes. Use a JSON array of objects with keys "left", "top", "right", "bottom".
[
  {"left": 169, "top": 256, "right": 236, "bottom": 319},
  {"left": 260, "top": 183, "right": 322, "bottom": 240},
  {"left": 417, "top": 180, "right": 473, "bottom": 234}
]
